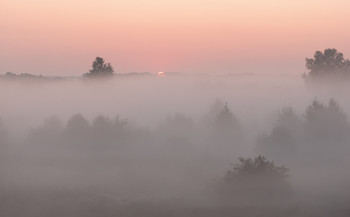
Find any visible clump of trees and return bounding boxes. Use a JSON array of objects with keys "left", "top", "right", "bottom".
[
  {"left": 207, "top": 101, "right": 244, "bottom": 155},
  {"left": 257, "top": 107, "right": 300, "bottom": 162},
  {"left": 214, "top": 102, "right": 240, "bottom": 130},
  {"left": 224, "top": 156, "right": 289, "bottom": 183},
  {"left": 3, "top": 72, "right": 48, "bottom": 81},
  {"left": 304, "top": 48, "right": 350, "bottom": 82},
  {"left": 63, "top": 114, "right": 128, "bottom": 147},
  {"left": 211, "top": 102, "right": 242, "bottom": 139},
  {"left": 28, "top": 114, "right": 128, "bottom": 148},
  {"left": 84, "top": 57, "right": 114, "bottom": 78},
  {"left": 218, "top": 156, "right": 290, "bottom": 205},
  {"left": 257, "top": 99, "right": 350, "bottom": 167},
  {"left": 302, "top": 99, "right": 350, "bottom": 161},
  {"left": 258, "top": 98, "right": 349, "bottom": 145},
  {"left": 304, "top": 99, "right": 349, "bottom": 136}
]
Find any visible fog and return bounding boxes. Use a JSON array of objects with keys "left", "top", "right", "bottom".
[{"left": 1, "top": 74, "right": 350, "bottom": 216}]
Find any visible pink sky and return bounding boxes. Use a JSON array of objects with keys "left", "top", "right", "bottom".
[{"left": 1, "top": 0, "right": 350, "bottom": 75}]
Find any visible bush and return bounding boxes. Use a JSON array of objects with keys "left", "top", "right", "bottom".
[
  {"left": 224, "top": 156, "right": 288, "bottom": 183},
  {"left": 219, "top": 156, "right": 291, "bottom": 205}
]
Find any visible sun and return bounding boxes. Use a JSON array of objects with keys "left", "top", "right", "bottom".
[{"left": 156, "top": 72, "right": 166, "bottom": 77}]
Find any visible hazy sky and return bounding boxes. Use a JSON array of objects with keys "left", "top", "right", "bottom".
[{"left": 1, "top": 0, "right": 350, "bottom": 75}]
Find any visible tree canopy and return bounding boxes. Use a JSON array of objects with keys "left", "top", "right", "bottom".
[
  {"left": 214, "top": 102, "right": 240, "bottom": 130},
  {"left": 304, "top": 48, "right": 350, "bottom": 81},
  {"left": 219, "top": 156, "right": 291, "bottom": 205},
  {"left": 224, "top": 156, "right": 289, "bottom": 183},
  {"left": 84, "top": 57, "right": 114, "bottom": 78}
]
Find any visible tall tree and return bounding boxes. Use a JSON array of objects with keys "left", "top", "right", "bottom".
[
  {"left": 84, "top": 57, "right": 114, "bottom": 78},
  {"left": 304, "top": 48, "right": 350, "bottom": 81}
]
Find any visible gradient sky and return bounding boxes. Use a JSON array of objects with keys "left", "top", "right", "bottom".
[{"left": 1, "top": 0, "right": 350, "bottom": 75}]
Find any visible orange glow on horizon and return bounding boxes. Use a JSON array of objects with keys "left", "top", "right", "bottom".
[
  {"left": 1, "top": 0, "right": 350, "bottom": 75},
  {"left": 157, "top": 72, "right": 166, "bottom": 77}
]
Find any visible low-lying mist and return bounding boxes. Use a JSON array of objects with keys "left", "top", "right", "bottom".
[{"left": 1, "top": 74, "right": 350, "bottom": 216}]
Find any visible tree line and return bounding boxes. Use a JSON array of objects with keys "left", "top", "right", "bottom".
[
  {"left": 3, "top": 49, "right": 350, "bottom": 82},
  {"left": 2, "top": 98, "right": 350, "bottom": 205}
]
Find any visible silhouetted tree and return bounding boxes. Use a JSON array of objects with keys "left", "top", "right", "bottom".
[
  {"left": 304, "top": 48, "right": 350, "bottom": 81},
  {"left": 224, "top": 156, "right": 288, "bottom": 183},
  {"left": 63, "top": 114, "right": 91, "bottom": 145},
  {"left": 257, "top": 127, "right": 296, "bottom": 160},
  {"left": 257, "top": 107, "right": 300, "bottom": 161},
  {"left": 5, "top": 72, "right": 16, "bottom": 77},
  {"left": 216, "top": 103, "right": 236, "bottom": 125},
  {"left": 211, "top": 102, "right": 243, "bottom": 147},
  {"left": 275, "top": 107, "right": 300, "bottom": 130},
  {"left": 91, "top": 115, "right": 128, "bottom": 146},
  {"left": 66, "top": 114, "right": 90, "bottom": 132},
  {"left": 297, "top": 99, "right": 350, "bottom": 166},
  {"left": 213, "top": 102, "right": 240, "bottom": 132},
  {"left": 304, "top": 99, "right": 349, "bottom": 137},
  {"left": 219, "top": 156, "right": 290, "bottom": 205},
  {"left": 84, "top": 57, "right": 114, "bottom": 78}
]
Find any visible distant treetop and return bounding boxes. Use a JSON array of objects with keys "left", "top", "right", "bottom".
[
  {"left": 304, "top": 48, "right": 350, "bottom": 82},
  {"left": 84, "top": 57, "right": 114, "bottom": 78},
  {"left": 224, "top": 156, "right": 289, "bottom": 183}
]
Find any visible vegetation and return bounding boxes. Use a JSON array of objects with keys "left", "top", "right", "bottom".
[
  {"left": 84, "top": 57, "right": 114, "bottom": 78},
  {"left": 2, "top": 97, "right": 350, "bottom": 216},
  {"left": 215, "top": 102, "right": 239, "bottom": 129},
  {"left": 218, "top": 156, "right": 290, "bottom": 205},
  {"left": 223, "top": 156, "right": 288, "bottom": 183},
  {"left": 304, "top": 48, "right": 350, "bottom": 82}
]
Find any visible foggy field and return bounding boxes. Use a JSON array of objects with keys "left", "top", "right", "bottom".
[
  {"left": 3, "top": 0, "right": 350, "bottom": 215},
  {"left": 1, "top": 74, "right": 350, "bottom": 216}
]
